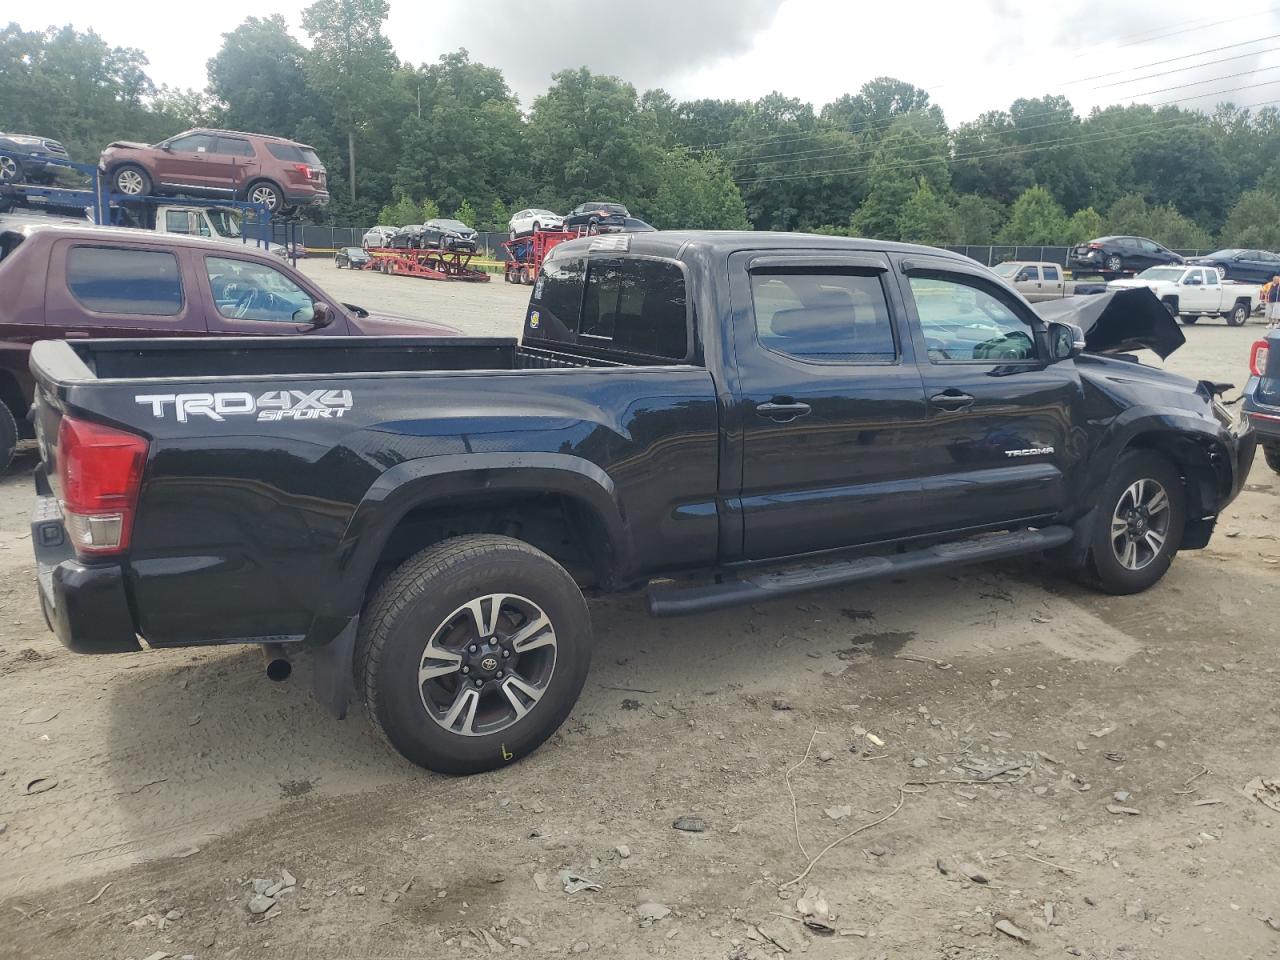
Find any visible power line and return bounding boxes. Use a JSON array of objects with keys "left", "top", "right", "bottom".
[
  {"left": 1094, "top": 45, "right": 1280, "bottom": 89},
  {"left": 1127, "top": 63, "right": 1280, "bottom": 98},
  {"left": 728, "top": 76, "right": 1280, "bottom": 172},
  {"left": 731, "top": 99, "right": 1280, "bottom": 186},
  {"left": 1063, "top": 33, "right": 1280, "bottom": 85}
]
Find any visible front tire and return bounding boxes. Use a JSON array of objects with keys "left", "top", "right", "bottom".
[
  {"left": 111, "top": 164, "right": 151, "bottom": 197},
  {"left": 356, "top": 535, "right": 592, "bottom": 775},
  {"left": 0, "top": 154, "right": 23, "bottom": 184},
  {"left": 1087, "top": 451, "right": 1185, "bottom": 595},
  {"left": 1181, "top": 314, "right": 1198, "bottom": 324}
]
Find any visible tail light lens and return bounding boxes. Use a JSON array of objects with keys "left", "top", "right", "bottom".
[
  {"left": 57, "top": 416, "right": 148, "bottom": 555},
  {"left": 1250, "top": 340, "right": 1271, "bottom": 377},
  {"left": 293, "top": 163, "right": 314, "bottom": 180},
  {"left": 1088, "top": 242, "right": 1104, "bottom": 250}
]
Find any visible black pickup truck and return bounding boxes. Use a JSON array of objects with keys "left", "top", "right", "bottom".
[{"left": 28, "top": 231, "right": 1255, "bottom": 774}]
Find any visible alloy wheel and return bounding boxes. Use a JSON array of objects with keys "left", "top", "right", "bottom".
[
  {"left": 0, "top": 156, "right": 18, "bottom": 182},
  {"left": 418, "top": 594, "right": 557, "bottom": 737},
  {"left": 116, "top": 169, "right": 145, "bottom": 195},
  {"left": 250, "top": 185, "right": 279, "bottom": 209},
  {"left": 1110, "top": 478, "right": 1172, "bottom": 571}
]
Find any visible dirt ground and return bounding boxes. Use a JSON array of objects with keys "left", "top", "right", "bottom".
[{"left": 2, "top": 270, "right": 1279, "bottom": 960}]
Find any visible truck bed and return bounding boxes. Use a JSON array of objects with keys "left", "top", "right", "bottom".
[{"left": 48, "top": 336, "right": 649, "bottom": 383}]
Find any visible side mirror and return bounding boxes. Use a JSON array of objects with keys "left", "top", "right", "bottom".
[
  {"left": 1015, "top": 271, "right": 1031, "bottom": 282},
  {"left": 1048, "top": 321, "right": 1085, "bottom": 361},
  {"left": 296, "top": 302, "right": 333, "bottom": 328},
  {"left": 160, "top": 143, "right": 173, "bottom": 152}
]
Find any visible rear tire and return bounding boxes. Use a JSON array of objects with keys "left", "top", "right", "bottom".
[
  {"left": 0, "top": 154, "right": 23, "bottom": 184},
  {"left": 245, "top": 180, "right": 283, "bottom": 212},
  {"left": 1264, "top": 443, "right": 1280, "bottom": 475},
  {"left": 0, "top": 402, "right": 17, "bottom": 473},
  {"left": 356, "top": 535, "right": 592, "bottom": 775},
  {"left": 1227, "top": 301, "right": 1250, "bottom": 327},
  {"left": 1105, "top": 254, "right": 1124, "bottom": 273},
  {"left": 1086, "top": 450, "right": 1185, "bottom": 595},
  {"left": 1180, "top": 314, "right": 1198, "bottom": 325}
]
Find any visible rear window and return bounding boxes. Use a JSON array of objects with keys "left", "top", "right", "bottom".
[
  {"left": 266, "top": 143, "right": 304, "bottom": 162},
  {"left": 529, "top": 255, "right": 689, "bottom": 360},
  {"left": 66, "top": 246, "right": 183, "bottom": 316}
]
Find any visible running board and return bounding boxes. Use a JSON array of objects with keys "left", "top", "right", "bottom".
[{"left": 645, "top": 526, "right": 1074, "bottom": 617}]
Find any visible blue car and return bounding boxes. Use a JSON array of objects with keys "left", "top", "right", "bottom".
[{"left": 1244, "top": 329, "right": 1280, "bottom": 473}]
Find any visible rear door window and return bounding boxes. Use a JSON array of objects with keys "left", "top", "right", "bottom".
[
  {"left": 579, "top": 257, "right": 688, "bottom": 359},
  {"left": 215, "top": 137, "right": 255, "bottom": 158},
  {"left": 750, "top": 269, "right": 896, "bottom": 363},
  {"left": 1042, "top": 265, "right": 1061, "bottom": 280},
  {"left": 66, "top": 246, "right": 183, "bottom": 316}
]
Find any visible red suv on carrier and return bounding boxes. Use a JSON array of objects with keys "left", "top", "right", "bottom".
[{"left": 99, "top": 129, "right": 329, "bottom": 213}]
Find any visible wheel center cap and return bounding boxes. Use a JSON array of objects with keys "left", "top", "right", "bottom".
[{"left": 479, "top": 655, "right": 499, "bottom": 673}]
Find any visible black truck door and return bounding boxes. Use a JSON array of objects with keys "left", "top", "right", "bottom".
[
  {"left": 727, "top": 252, "right": 929, "bottom": 560},
  {"left": 894, "top": 255, "right": 1085, "bottom": 532}
]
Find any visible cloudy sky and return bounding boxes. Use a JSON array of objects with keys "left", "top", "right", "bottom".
[{"left": 13, "top": 0, "right": 1280, "bottom": 123}]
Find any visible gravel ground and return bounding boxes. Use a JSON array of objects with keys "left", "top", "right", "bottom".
[{"left": 1, "top": 272, "right": 1278, "bottom": 959}]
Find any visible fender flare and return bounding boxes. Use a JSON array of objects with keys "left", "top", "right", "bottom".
[{"left": 314, "top": 452, "right": 632, "bottom": 627}]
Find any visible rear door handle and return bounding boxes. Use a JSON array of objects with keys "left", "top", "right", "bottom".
[
  {"left": 756, "top": 400, "right": 812, "bottom": 422},
  {"left": 929, "top": 390, "right": 975, "bottom": 411}
]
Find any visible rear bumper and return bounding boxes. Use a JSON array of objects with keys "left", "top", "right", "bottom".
[
  {"left": 31, "top": 492, "right": 140, "bottom": 654},
  {"left": 285, "top": 188, "right": 329, "bottom": 206},
  {"left": 1243, "top": 389, "right": 1280, "bottom": 444}
]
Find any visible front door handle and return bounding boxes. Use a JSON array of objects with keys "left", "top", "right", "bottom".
[
  {"left": 930, "top": 390, "right": 975, "bottom": 411},
  {"left": 756, "top": 399, "right": 812, "bottom": 422}
]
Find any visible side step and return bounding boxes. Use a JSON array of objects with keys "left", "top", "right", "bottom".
[{"left": 646, "top": 526, "right": 1074, "bottom": 617}]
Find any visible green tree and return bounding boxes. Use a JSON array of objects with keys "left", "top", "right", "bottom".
[
  {"left": 851, "top": 113, "right": 952, "bottom": 240},
  {"left": 452, "top": 199, "right": 477, "bottom": 227},
  {"left": 300, "top": 0, "right": 398, "bottom": 204},
  {"left": 998, "top": 186, "right": 1068, "bottom": 244},
  {"left": 207, "top": 16, "right": 312, "bottom": 137},
  {"left": 1065, "top": 206, "right": 1104, "bottom": 245},
  {"left": 419, "top": 197, "right": 440, "bottom": 221},
  {"left": 1106, "top": 193, "right": 1213, "bottom": 249},
  {"left": 638, "top": 152, "right": 750, "bottom": 230},
  {"left": 1220, "top": 189, "right": 1280, "bottom": 249},
  {"left": 376, "top": 194, "right": 420, "bottom": 226},
  {"left": 485, "top": 198, "right": 510, "bottom": 232},
  {"left": 897, "top": 179, "right": 960, "bottom": 245},
  {"left": 953, "top": 194, "right": 1006, "bottom": 244}
]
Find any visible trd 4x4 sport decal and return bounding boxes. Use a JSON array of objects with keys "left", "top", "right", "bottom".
[{"left": 135, "top": 389, "right": 353, "bottom": 423}]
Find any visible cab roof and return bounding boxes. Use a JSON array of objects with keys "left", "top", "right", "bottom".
[{"left": 549, "top": 230, "right": 980, "bottom": 264}]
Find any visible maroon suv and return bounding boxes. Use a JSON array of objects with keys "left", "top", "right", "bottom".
[
  {"left": 99, "top": 129, "right": 329, "bottom": 213},
  {"left": 0, "top": 225, "right": 455, "bottom": 468}
]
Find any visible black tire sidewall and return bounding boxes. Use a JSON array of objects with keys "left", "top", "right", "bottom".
[
  {"left": 1263, "top": 443, "right": 1280, "bottom": 475},
  {"left": 1229, "top": 303, "right": 1249, "bottom": 326},
  {"left": 0, "top": 402, "right": 17, "bottom": 472},
  {"left": 1089, "top": 451, "right": 1186, "bottom": 594},
  {"left": 366, "top": 540, "right": 591, "bottom": 775}
]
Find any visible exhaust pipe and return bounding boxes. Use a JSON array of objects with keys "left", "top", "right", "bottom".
[{"left": 263, "top": 643, "right": 292, "bottom": 682}]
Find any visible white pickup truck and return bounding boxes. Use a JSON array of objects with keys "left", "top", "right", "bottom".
[{"left": 1109, "top": 265, "right": 1259, "bottom": 327}]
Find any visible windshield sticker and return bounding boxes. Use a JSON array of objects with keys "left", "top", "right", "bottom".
[{"left": 135, "top": 389, "right": 353, "bottom": 423}]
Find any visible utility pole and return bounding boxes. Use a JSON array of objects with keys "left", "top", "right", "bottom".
[{"left": 348, "top": 129, "right": 357, "bottom": 205}]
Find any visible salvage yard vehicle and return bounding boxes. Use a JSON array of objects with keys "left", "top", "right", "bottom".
[
  {"left": 26, "top": 231, "right": 1254, "bottom": 775},
  {"left": 509, "top": 208, "right": 564, "bottom": 239},
  {"left": 991, "top": 261, "right": 1105, "bottom": 302},
  {"left": 423, "top": 218, "right": 479, "bottom": 253},
  {"left": 563, "top": 201, "right": 629, "bottom": 231},
  {"left": 1108, "top": 265, "right": 1259, "bottom": 326},
  {"left": 362, "top": 225, "right": 398, "bottom": 249},
  {"left": 1244, "top": 333, "right": 1280, "bottom": 474},
  {"left": 100, "top": 129, "right": 329, "bottom": 213},
  {"left": 334, "top": 246, "right": 372, "bottom": 269},
  {"left": 1070, "top": 235, "right": 1183, "bottom": 277},
  {"left": 1187, "top": 248, "right": 1280, "bottom": 283},
  {"left": 0, "top": 133, "right": 71, "bottom": 184},
  {"left": 0, "top": 224, "right": 455, "bottom": 469}
]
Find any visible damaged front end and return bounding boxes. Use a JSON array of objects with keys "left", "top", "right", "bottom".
[{"left": 1033, "top": 287, "right": 1186, "bottom": 359}]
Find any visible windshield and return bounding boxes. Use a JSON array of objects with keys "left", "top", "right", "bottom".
[
  {"left": 343, "top": 247, "right": 364, "bottom": 256},
  {"left": 207, "top": 209, "right": 242, "bottom": 240},
  {"left": 991, "top": 263, "right": 1020, "bottom": 277},
  {"left": 433, "top": 219, "right": 470, "bottom": 231},
  {"left": 1138, "top": 267, "right": 1185, "bottom": 281}
]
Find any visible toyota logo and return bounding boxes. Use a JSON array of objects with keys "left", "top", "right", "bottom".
[{"left": 480, "top": 656, "right": 499, "bottom": 672}]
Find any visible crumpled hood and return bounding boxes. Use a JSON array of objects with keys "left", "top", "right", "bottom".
[{"left": 1032, "top": 286, "right": 1185, "bottom": 359}]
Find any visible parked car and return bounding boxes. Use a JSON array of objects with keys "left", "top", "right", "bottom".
[
  {"left": 1187, "top": 248, "right": 1280, "bottom": 283},
  {"left": 991, "top": 261, "right": 1106, "bottom": 301},
  {"left": 423, "top": 218, "right": 478, "bottom": 253},
  {"left": 23, "top": 231, "right": 1254, "bottom": 774},
  {"left": 1244, "top": 332, "right": 1280, "bottom": 473},
  {"left": 387, "top": 224, "right": 426, "bottom": 249},
  {"left": 563, "top": 201, "right": 630, "bottom": 231},
  {"left": 509, "top": 208, "right": 565, "bottom": 239},
  {"left": 1108, "top": 265, "right": 1259, "bottom": 326},
  {"left": 362, "top": 225, "right": 397, "bottom": 249},
  {"left": 0, "top": 133, "right": 70, "bottom": 184},
  {"left": 0, "top": 224, "right": 456, "bottom": 469},
  {"left": 1069, "top": 236, "right": 1183, "bottom": 276},
  {"left": 600, "top": 217, "right": 657, "bottom": 234},
  {"left": 335, "top": 246, "right": 371, "bottom": 269},
  {"left": 99, "top": 129, "right": 329, "bottom": 213}
]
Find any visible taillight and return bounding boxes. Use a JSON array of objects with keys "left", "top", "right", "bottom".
[
  {"left": 1088, "top": 242, "right": 1104, "bottom": 250},
  {"left": 57, "top": 416, "right": 148, "bottom": 556},
  {"left": 293, "top": 163, "right": 313, "bottom": 180},
  {"left": 1250, "top": 339, "right": 1271, "bottom": 377}
]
